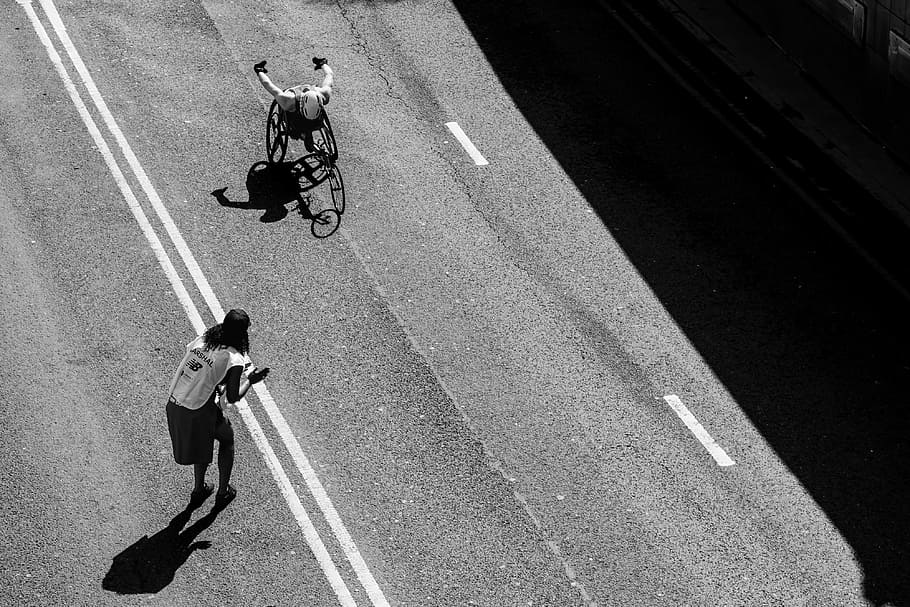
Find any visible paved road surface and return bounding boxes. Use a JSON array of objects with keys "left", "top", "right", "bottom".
[{"left": 2, "top": 0, "right": 909, "bottom": 606}]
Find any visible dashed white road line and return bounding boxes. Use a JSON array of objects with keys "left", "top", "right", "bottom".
[
  {"left": 663, "top": 395, "right": 735, "bottom": 467},
  {"left": 22, "top": 1, "right": 390, "bottom": 605},
  {"left": 445, "top": 121, "right": 489, "bottom": 166}
]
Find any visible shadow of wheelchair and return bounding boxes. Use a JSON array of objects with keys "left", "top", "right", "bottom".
[{"left": 211, "top": 157, "right": 340, "bottom": 237}]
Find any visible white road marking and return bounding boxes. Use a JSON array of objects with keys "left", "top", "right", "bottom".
[
  {"left": 24, "top": 1, "right": 391, "bottom": 605},
  {"left": 14, "top": 0, "right": 205, "bottom": 333},
  {"left": 35, "top": 0, "right": 224, "bottom": 319},
  {"left": 445, "top": 121, "right": 489, "bottom": 166},
  {"left": 250, "top": 385, "right": 391, "bottom": 607},
  {"left": 663, "top": 395, "right": 735, "bottom": 467}
]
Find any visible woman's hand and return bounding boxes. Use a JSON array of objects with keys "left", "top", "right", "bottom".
[{"left": 248, "top": 366, "right": 271, "bottom": 384}]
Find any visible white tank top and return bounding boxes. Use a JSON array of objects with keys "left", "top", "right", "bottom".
[{"left": 168, "top": 335, "right": 245, "bottom": 410}]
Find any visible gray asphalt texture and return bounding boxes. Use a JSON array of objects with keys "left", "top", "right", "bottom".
[{"left": 2, "top": 0, "right": 909, "bottom": 606}]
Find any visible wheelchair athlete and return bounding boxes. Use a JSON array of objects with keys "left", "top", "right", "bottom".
[{"left": 255, "top": 57, "right": 334, "bottom": 154}]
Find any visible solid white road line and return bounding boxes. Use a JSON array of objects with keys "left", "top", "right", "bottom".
[
  {"left": 251, "top": 385, "right": 391, "bottom": 607},
  {"left": 231, "top": 398, "right": 358, "bottom": 607},
  {"left": 445, "top": 121, "right": 489, "bottom": 166},
  {"left": 35, "top": 0, "right": 223, "bottom": 319},
  {"left": 22, "top": 2, "right": 386, "bottom": 605},
  {"left": 34, "top": 1, "right": 391, "bottom": 603},
  {"left": 14, "top": 0, "right": 205, "bottom": 334},
  {"left": 663, "top": 395, "right": 735, "bottom": 467},
  {"left": 20, "top": 5, "right": 358, "bottom": 605}
]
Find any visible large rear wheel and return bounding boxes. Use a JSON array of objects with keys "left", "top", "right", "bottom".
[
  {"left": 316, "top": 114, "right": 338, "bottom": 163},
  {"left": 266, "top": 101, "right": 288, "bottom": 164},
  {"left": 327, "top": 164, "right": 345, "bottom": 214}
]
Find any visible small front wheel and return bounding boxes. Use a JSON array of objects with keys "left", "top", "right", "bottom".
[
  {"left": 310, "top": 208, "right": 340, "bottom": 238},
  {"left": 266, "top": 101, "right": 288, "bottom": 164}
]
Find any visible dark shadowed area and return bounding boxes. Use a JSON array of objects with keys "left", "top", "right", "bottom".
[{"left": 449, "top": 0, "right": 910, "bottom": 603}]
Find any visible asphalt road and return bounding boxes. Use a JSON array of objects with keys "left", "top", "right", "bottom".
[{"left": 2, "top": 0, "right": 909, "bottom": 606}]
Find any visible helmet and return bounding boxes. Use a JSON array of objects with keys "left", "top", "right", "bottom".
[{"left": 301, "top": 90, "right": 322, "bottom": 120}]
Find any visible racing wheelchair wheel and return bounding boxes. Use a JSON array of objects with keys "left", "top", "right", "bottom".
[
  {"left": 310, "top": 208, "right": 340, "bottom": 239},
  {"left": 266, "top": 101, "right": 288, "bottom": 164},
  {"left": 326, "top": 163, "right": 345, "bottom": 214},
  {"left": 317, "top": 113, "right": 338, "bottom": 164}
]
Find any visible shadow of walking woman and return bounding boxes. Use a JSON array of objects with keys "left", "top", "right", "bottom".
[{"left": 102, "top": 502, "right": 226, "bottom": 594}]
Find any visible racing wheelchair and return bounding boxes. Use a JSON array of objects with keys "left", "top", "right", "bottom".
[{"left": 265, "top": 93, "right": 345, "bottom": 216}]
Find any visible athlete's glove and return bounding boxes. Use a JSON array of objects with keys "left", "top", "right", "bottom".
[
  {"left": 312, "top": 56, "right": 327, "bottom": 70},
  {"left": 254, "top": 60, "right": 268, "bottom": 74}
]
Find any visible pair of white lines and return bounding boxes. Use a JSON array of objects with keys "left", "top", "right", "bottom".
[{"left": 18, "top": 0, "right": 388, "bottom": 605}]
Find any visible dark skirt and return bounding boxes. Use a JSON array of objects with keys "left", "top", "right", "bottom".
[{"left": 166, "top": 399, "right": 222, "bottom": 465}]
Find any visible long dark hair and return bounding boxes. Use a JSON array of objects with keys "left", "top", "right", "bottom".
[{"left": 202, "top": 323, "right": 249, "bottom": 355}]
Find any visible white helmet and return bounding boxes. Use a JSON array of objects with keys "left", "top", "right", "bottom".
[{"left": 301, "top": 90, "right": 322, "bottom": 120}]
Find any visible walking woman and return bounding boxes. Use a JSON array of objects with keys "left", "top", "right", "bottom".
[{"left": 166, "top": 309, "right": 270, "bottom": 507}]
